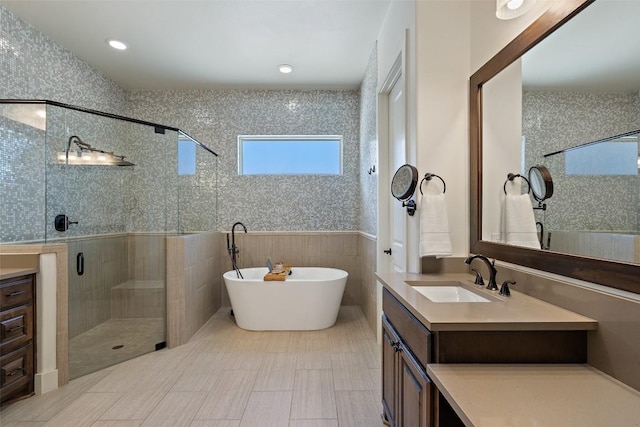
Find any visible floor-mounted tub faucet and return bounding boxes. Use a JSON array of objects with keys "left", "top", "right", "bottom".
[
  {"left": 464, "top": 254, "right": 498, "bottom": 291},
  {"left": 228, "top": 222, "right": 247, "bottom": 278}
]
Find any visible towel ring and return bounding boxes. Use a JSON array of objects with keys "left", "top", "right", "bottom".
[
  {"left": 503, "top": 173, "right": 531, "bottom": 195},
  {"left": 419, "top": 173, "right": 446, "bottom": 195}
]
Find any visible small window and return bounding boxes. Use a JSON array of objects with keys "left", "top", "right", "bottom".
[
  {"left": 238, "top": 135, "right": 342, "bottom": 175},
  {"left": 565, "top": 141, "right": 638, "bottom": 176}
]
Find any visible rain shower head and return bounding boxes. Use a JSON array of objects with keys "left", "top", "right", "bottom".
[{"left": 58, "top": 135, "right": 135, "bottom": 166}]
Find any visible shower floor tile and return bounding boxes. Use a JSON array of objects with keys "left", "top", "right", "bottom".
[{"left": 69, "top": 318, "right": 165, "bottom": 379}]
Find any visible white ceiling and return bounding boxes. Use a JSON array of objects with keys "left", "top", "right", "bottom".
[
  {"left": 2, "top": 0, "right": 391, "bottom": 90},
  {"left": 522, "top": 0, "right": 640, "bottom": 92},
  {"left": 6, "top": 1, "right": 638, "bottom": 93}
]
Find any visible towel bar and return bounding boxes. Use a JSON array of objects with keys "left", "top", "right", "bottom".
[
  {"left": 419, "top": 173, "right": 446, "bottom": 195},
  {"left": 503, "top": 173, "right": 531, "bottom": 195}
]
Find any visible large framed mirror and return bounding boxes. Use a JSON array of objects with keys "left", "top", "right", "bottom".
[{"left": 470, "top": 0, "right": 640, "bottom": 294}]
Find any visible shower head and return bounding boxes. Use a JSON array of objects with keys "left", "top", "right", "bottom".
[{"left": 58, "top": 135, "right": 135, "bottom": 166}]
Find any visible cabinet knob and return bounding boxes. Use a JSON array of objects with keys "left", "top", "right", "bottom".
[{"left": 384, "top": 248, "right": 392, "bottom": 255}]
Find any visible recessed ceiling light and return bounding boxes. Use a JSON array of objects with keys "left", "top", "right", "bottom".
[
  {"left": 278, "top": 64, "right": 293, "bottom": 74},
  {"left": 106, "top": 39, "right": 127, "bottom": 50}
]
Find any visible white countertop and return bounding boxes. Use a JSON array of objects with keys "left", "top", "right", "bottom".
[
  {"left": 376, "top": 272, "right": 597, "bottom": 331},
  {"left": 427, "top": 364, "right": 640, "bottom": 427}
]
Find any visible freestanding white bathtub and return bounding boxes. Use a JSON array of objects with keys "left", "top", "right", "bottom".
[{"left": 223, "top": 267, "right": 348, "bottom": 331}]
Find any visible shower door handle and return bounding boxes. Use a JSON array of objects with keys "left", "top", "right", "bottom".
[{"left": 77, "top": 252, "right": 84, "bottom": 276}]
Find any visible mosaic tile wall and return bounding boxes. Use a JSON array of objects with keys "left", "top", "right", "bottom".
[
  {"left": 523, "top": 91, "right": 640, "bottom": 233},
  {"left": 0, "top": 6, "right": 208, "bottom": 240},
  {"left": 359, "top": 45, "right": 378, "bottom": 236},
  {"left": 1, "top": 6, "right": 132, "bottom": 243},
  {"left": 0, "top": 104, "right": 46, "bottom": 242},
  {"left": 127, "top": 89, "right": 361, "bottom": 232},
  {"left": 3, "top": 4, "right": 362, "bottom": 237},
  {"left": 45, "top": 105, "right": 139, "bottom": 238},
  {"left": 0, "top": 6, "right": 126, "bottom": 114},
  {"left": 171, "top": 136, "right": 218, "bottom": 233}
]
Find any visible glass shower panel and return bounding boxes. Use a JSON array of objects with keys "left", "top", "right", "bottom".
[
  {"left": 2, "top": 99, "right": 218, "bottom": 380},
  {"left": 177, "top": 131, "right": 218, "bottom": 233},
  {"left": 0, "top": 103, "right": 47, "bottom": 243},
  {"left": 49, "top": 106, "right": 173, "bottom": 379}
]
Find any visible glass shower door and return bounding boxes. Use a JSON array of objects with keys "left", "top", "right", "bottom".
[{"left": 44, "top": 104, "right": 173, "bottom": 379}]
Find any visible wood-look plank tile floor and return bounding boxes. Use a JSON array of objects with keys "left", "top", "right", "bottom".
[{"left": 0, "top": 306, "right": 383, "bottom": 427}]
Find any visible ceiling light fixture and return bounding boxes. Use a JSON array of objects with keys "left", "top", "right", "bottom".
[
  {"left": 106, "top": 39, "right": 128, "bottom": 50},
  {"left": 496, "top": 0, "right": 536, "bottom": 20},
  {"left": 278, "top": 64, "right": 293, "bottom": 74}
]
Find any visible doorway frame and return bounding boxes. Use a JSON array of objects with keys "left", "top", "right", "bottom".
[{"left": 376, "top": 29, "right": 412, "bottom": 342}]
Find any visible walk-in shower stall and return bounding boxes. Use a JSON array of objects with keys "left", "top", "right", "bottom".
[{"left": 1, "top": 100, "right": 218, "bottom": 379}]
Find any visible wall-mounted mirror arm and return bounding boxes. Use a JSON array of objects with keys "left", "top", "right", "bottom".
[{"left": 402, "top": 200, "right": 416, "bottom": 216}]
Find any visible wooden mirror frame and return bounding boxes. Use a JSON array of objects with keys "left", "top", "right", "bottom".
[{"left": 470, "top": 0, "right": 640, "bottom": 295}]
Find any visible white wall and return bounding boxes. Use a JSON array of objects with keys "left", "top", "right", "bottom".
[
  {"left": 470, "top": 0, "right": 552, "bottom": 245},
  {"left": 482, "top": 59, "right": 523, "bottom": 241},
  {"left": 415, "top": 0, "right": 471, "bottom": 258},
  {"left": 376, "top": 0, "right": 417, "bottom": 271},
  {"left": 470, "top": 1, "right": 550, "bottom": 74},
  {"left": 376, "top": 0, "right": 551, "bottom": 263},
  {"left": 377, "top": 1, "right": 415, "bottom": 95}
]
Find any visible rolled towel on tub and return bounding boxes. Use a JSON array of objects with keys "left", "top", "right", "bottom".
[
  {"left": 419, "top": 193, "right": 453, "bottom": 258},
  {"left": 501, "top": 193, "right": 540, "bottom": 249}
]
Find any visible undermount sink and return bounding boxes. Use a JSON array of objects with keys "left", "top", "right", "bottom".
[{"left": 413, "top": 285, "right": 492, "bottom": 303}]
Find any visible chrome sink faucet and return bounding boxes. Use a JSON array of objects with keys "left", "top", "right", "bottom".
[{"left": 464, "top": 254, "right": 498, "bottom": 291}]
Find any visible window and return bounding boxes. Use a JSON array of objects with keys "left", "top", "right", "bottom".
[
  {"left": 178, "top": 138, "right": 196, "bottom": 175},
  {"left": 238, "top": 135, "right": 342, "bottom": 175},
  {"left": 565, "top": 141, "right": 638, "bottom": 176}
]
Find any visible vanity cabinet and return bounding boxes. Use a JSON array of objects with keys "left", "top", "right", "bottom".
[
  {"left": 383, "top": 316, "right": 432, "bottom": 427},
  {"left": 1, "top": 274, "right": 35, "bottom": 406},
  {"left": 381, "top": 287, "right": 588, "bottom": 427},
  {"left": 382, "top": 289, "right": 433, "bottom": 427}
]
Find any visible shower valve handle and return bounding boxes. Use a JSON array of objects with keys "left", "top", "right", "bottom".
[{"left": 54, "top": 214, "right": 78, "bottom": 232}]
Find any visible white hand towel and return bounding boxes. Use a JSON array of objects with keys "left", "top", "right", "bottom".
[
  {"left": 501, "top": 193, "right": 540, "bottom": 249},
  {"left": 419, "top": 193, "right": 453, "bottom": 258}
]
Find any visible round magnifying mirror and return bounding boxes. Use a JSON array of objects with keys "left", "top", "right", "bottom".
[
  {"left": 528, "top": 165, "right": 553, "bottom": 202},
  {"left": 391, "top": 164, "right": 418, "bottom": 201}
]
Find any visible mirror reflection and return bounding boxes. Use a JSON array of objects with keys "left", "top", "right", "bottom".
[{"left": 482, "top": 0, "right": 640, "bottom": 264}]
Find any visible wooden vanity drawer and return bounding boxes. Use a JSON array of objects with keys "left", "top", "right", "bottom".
[
  {"left": 1, "top": 305, "right": 33, "bottom": 353},
  {"left": 0, "top": 343, "right": 34, "bottom": 404},
  {"left": 0, "top": 276, "right": 34, "bottom": 310},
  {"left": 1, "top": 343, "right": 33, "bottom": 388},
  {"left": 383, "top": 288, "right": 431, "bottom": 367}
]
